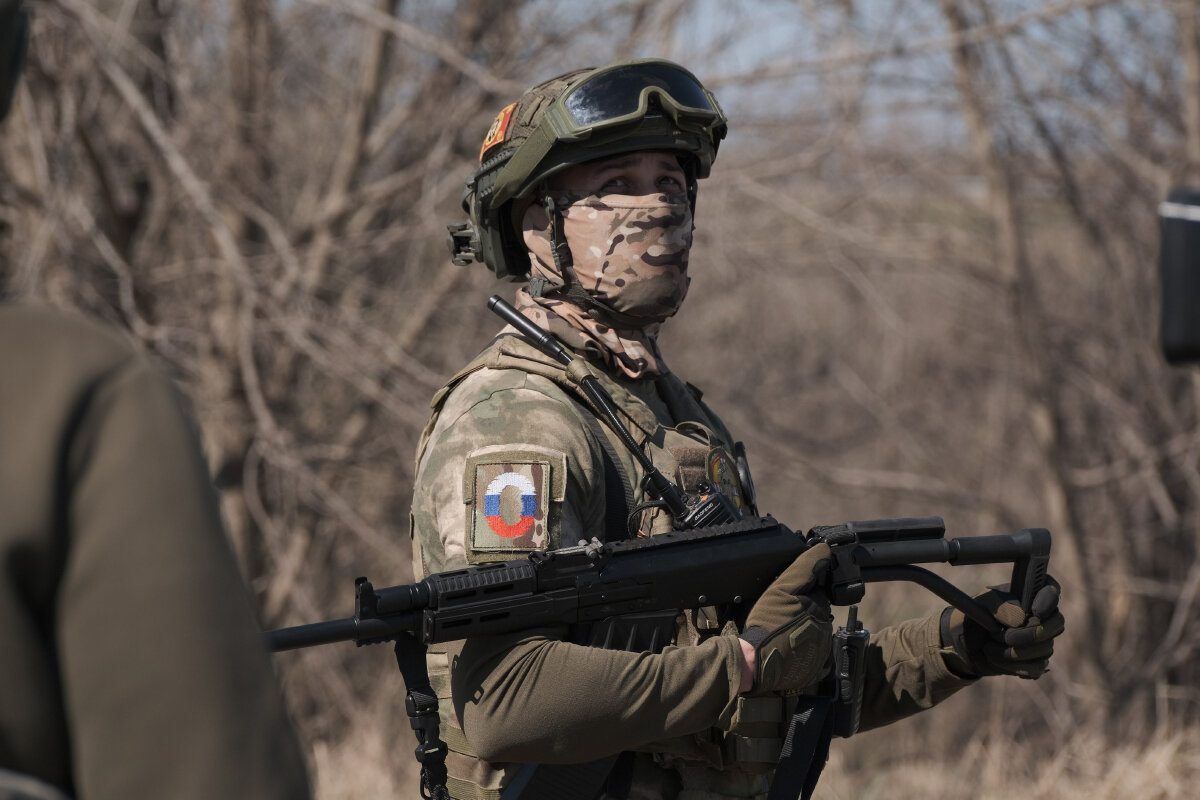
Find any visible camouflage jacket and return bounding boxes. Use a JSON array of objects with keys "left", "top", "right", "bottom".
[{"left": 409, "top": 331, "right": 972, "bottom": 800}]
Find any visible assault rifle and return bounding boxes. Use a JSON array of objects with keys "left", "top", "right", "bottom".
[{"left": 268, "top": 515, "right": 1050, "bottom": 654}]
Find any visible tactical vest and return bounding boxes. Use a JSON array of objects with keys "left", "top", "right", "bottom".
[{"left": 413, "top": 333, "right": 787, "bottom": 800}]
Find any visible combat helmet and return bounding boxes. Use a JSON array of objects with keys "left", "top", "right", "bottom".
[{"left": 448, "top": 58, "right": 727, "bottom": 282}]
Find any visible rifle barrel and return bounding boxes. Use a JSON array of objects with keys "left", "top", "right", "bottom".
[{"left": 267, "top": 617, "right": 359, "bottom": 651}]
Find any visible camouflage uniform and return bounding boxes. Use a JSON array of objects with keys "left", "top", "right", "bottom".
[{"left": 409, "top": 334, "right": 972, "bottom": 800}]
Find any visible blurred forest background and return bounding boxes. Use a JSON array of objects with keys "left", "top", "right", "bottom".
[{"left": 4, "top": 0, "right": 1200, "bottom": 796}]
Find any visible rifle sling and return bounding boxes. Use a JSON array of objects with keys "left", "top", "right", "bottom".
[
  {"left": 393, "top": 633, "right": 452, "bottom": 800},
  {"left": 766, "top": 696, "right": 835, "bottom": 800}
]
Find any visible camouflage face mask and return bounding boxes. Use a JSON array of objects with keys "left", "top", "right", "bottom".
[
  {"left": 542, "top": 192, "right": 693, "bottom": 323},
  {"left": 515, "top": 192, "right": 694, "bottom": 379}
]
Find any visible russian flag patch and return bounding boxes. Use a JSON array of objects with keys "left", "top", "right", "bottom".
[
  {"left": 483, "top": 471, "right": 538, "bottom": 538},
  {"left": 469, "top": 458, "right": 552, "bottom": 553}
]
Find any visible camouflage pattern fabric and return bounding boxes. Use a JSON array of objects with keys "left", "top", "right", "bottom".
[
  {"left": 516, "top": 191, "right": 693, "bottom": 379},
  {"left": 409, "top": 341, "right": 607, "bottom": 575}
]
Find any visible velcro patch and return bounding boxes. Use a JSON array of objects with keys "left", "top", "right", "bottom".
[
  {"left": 479, "top": 101, "right": 517, "bottom": 162},
  {"left": 708, "top": 446, "right": 744, "bottom": 511},
  {"left": 465, "top": 448, "right": 563, "bottom": 556}
]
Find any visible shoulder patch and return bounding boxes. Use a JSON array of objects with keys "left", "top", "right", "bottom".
[
  {"left": 708, "top": 446, "right": 744, "bottom": 511},
  {"left": 464, "top": 446, "right": 566, "bottom": 559}
]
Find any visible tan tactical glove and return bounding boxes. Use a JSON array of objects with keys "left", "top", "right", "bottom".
[
  {"left": 739, "top": 543, "right": 833, "bottom": 693},
  {"left": 940, "top": 576, "right": 1064, "bottom": 679}
]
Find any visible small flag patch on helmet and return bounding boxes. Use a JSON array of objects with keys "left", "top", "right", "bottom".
[
  {"left": 480, "top": 102, "right": 517, "bottom": 162},
  {"left": 470, "top": 457, "right": 550, "bottom": 553}
]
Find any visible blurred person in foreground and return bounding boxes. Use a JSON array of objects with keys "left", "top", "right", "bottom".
[
  {"left": 0, "top": 3, "right": 311, "bottom": 798},
  {"left": 412, "top": 59, "right": 1065, "bottom": 799}
]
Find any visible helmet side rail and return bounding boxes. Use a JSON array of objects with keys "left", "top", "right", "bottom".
[{"left": 266, "top": 516, "right": 1051, "bottom": 651}]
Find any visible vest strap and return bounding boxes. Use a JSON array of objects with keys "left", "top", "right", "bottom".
[
  {"left": 569, "top": 394, "right": 636, "bottom": 541},
  {"left": 439, "top": 722, "right": 478, "bottom": 759}
]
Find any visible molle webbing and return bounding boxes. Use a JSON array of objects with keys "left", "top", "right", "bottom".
[
  {"left": 669, "top": 445, "right": 709, "bottom": 494},
  {"left": 446, "top": 776, "right": 502, "bottom": 800}
]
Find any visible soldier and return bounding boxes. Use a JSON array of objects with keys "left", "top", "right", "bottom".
[
  {"left": 0, "top": 3, "right": 311, "bottom": 798},
  {"left": 412, "top": 59, "right": 1063, "bottom": 799}
]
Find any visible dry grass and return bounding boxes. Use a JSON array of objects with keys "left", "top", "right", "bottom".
[
  {"left": 308, "top": 726, "right": 1200, "bottom": 799},
  {"left": 311, "top": 724, "right": 417, "bottom": 800},
  {"left": 817, "top": 729, "right": 1200, "bottom": 800}
]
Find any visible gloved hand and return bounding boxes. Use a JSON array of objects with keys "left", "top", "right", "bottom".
[
  {"left": 739, "top": 543, "right": 833, "bottom": 693},
  {"left": 940, "top": 576, "right": 1064, "bottom": 679}
]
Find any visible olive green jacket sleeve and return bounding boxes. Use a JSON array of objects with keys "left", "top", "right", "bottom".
[
  {"left": 0, "top": 306, "right": 311, "bottom": 799},
  {"left": 858, "top": 612, "right": 975, "bottom": 732},
  {"left": 451, "top": 629, "right": 744, "bottom": 764}
]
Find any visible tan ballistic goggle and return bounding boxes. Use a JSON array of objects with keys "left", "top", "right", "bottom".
[
  {"left": 552, "top": 60, "right": 724, "bottom": 139},
  {"left": 489, "top": 59, "right": 727, "bottom": 207}
]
